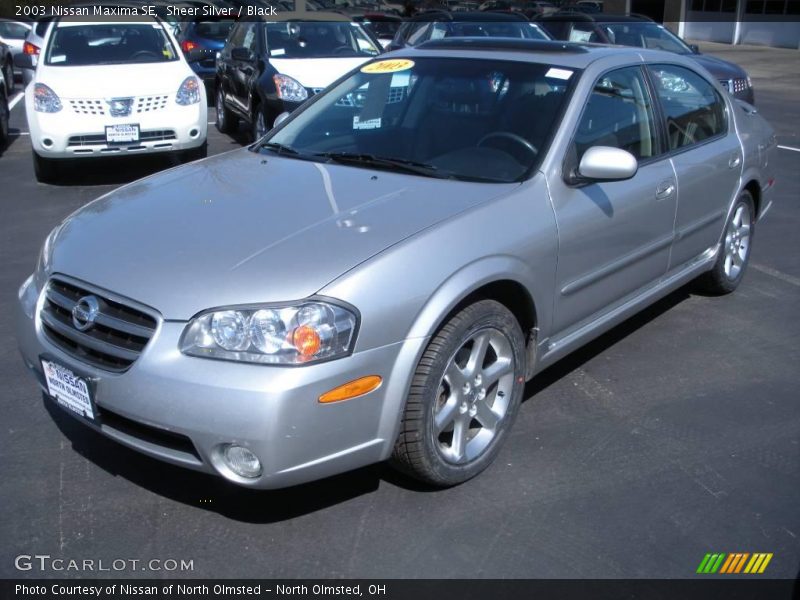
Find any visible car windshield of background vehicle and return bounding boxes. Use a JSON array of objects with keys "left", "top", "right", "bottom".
[
  {"left": 603, "top": 23, "right": 692, "bottom": 54},
  {"left": 262, "top": 58, "right": 577, "bottom": 183},
  {"left": 44, "top": 23, "right": 179, "bottom": 66},
  {"left": 428, "top": 21, "right": 550, "bottom": 41},
  {"left": 264, "top": 22, "right": 381, "bottom": 58}
]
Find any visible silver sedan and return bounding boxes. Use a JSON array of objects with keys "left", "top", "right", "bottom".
[{"left": 17, "top": 39, "right": 777, "bottom": 489}]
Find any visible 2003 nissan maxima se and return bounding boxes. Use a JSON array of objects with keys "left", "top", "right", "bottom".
[{"left": 17, "top": 39, "right": 777, "bottom": 489}]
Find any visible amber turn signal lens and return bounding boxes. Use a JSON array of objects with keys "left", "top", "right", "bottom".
[
  {"left": 292, "top": 325, "right": 321, "bottom": 357},
  {"left": 319, "top": 375, "right": 382, "bottom": 404}
]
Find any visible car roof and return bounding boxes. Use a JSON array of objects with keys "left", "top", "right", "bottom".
[
  {"left": 394, "top": 37, "right": 691, "bottom": 70},
  {"left": 409, "top": 10, "right": 528, "bottom": 22},
  {"left": 538, "top": 12, "right": 652, "bottom": 22}
]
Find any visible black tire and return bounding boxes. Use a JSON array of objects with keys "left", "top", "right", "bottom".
[
  {"left": 33, "top": 151, "right": 59, "bottom": 184},
  {"left": 3, "top": 61, "right": 13, "bottom": 95},
  {"left": 182, "top": 143, "right": 208, "bottom": 163},
  {"left": 0, "top": 89, "right": 8, "bottom": 148},
  {"left": 215, "top": 86, "right": 237, "bottom": 135},
  {"left": 250, "top": 104, "right": 268, "bottom": 143},
  {"left": 696, "top": 190, "right": 755, "bottom": 295},
  {"left": 391, "top": 300, "right": 526, "bottom": 487}
]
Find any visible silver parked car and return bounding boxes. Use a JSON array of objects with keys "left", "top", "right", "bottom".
[{"left": 17, "top": 39, "right": 777, "bottom": 489}]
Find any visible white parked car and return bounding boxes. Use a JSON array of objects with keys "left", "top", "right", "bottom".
[{"left": 18, "top": 17, "right": 208, "bottom": 182}]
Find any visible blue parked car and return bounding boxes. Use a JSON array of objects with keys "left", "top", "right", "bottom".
[{"left": 178, "top": 19, "right": 236, "bottom": 95}]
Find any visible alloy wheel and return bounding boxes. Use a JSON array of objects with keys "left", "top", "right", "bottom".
[
  {"left": 723, "top": 203, "right": 751, "bottom": 280},
  {"left": 434, "top": 327, "right": 515, "bottom": 464}
]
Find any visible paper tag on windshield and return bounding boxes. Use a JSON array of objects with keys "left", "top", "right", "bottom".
[
  {"left": 353, "top": 116, "right": 381, "bottom": 130},
  {"left": 546, "top": 68, "right": 573, "bottom": 80}
]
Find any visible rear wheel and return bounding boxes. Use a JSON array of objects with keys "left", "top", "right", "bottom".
[
  {"left": 215, "top": 86, "right": 237, "bottom": 134},
  {"left": 696, "top": 190, "right": 755, "bottom": 295},
  {"left": 391, "top": 300, "right": 526, "bottom": 487},
  {"left": 0, "top": 89, "right": 8, "bottom": 148},
  {"left": 32, "top": 151, "right": 59, "bottom": 184}
]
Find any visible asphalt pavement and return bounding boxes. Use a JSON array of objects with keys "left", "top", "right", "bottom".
[{"left": 0, "top": 44, "right": 798, "bottom": 580}]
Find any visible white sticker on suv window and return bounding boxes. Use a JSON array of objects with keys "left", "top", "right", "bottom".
[
  {"left": 271, "top": 48, "right": 285, "bottom": 56},
  {"left": 353, "top": 116, "right": 381, "bottom": 130},
  {"left": 546, "top": 68, "right": 573, "bottom": 80}
]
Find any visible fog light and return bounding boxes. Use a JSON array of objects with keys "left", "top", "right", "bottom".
[
  {"left": 222, "top": 444, "right": 262, "bottom": 478},
  {"left": 189, "top": 128, "right": 199, "bottom": 138},
  {"left": 42, "top": 138, "right": 53, "bottom": 147}
]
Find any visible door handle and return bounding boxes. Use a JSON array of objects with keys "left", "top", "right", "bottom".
[
  {"left": 655, "top": 180, "right": 675, "bottom": 200},
  {"left": 729, "top": 154, "right": 741, "bottom": 169}
]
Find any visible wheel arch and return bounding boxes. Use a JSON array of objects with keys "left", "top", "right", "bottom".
[
  {"left": 405, "top": 255, "right": 541, "bottom": 380},
  {"left": 742, "top": 178, "right": 761, "bottom": 219}
]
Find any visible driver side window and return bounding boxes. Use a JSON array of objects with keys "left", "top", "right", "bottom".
[{"left": 574, "top": 66, "right": 658, "bottom": 162}]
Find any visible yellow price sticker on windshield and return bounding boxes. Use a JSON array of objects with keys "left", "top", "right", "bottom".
[{"left": 361, "top": 59, "right": 415, "bottom": 74}]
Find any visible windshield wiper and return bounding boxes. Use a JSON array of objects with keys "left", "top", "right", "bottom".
[
  {"left": 258, "top": 141, "right": 300, "bottom": 155},
  {"left": 316, "top": 152, "right": 449, "bottom": 178}
]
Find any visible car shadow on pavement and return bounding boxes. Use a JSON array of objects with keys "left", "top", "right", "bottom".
[
  {"left": 45, "top": 154, "right": 189, "bottom": 187},
  {"left": 42, "top": 286, "right": 694, "bottom": 522}
]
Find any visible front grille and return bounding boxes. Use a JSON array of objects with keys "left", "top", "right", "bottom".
[
  {"left": 67, "top": 95, "right": 170, "bottom": 116},
  {"left": 720, "top": 78, "right": 749, "bottom": 94},
  {"left": 67, "top": 130, "right": 177, "bottom": 147},
  {"left": 69, "top": 99, "right": 105, "bottom": 115},
  {"left": 40, "top": 278, "right": 158, "bottom": 372},
  {"left": 135, "top": 95, "right": 169, "bottom": 113}
]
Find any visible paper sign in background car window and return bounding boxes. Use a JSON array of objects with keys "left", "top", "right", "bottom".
[
  {"left": 546, "top": 68, "right": 573, "bottom": 80},
  {"left": 356, "top": 73, "right": 393, "bottom": 124},
  {"left": 353, "top": 116, "right": 382, "bottom": 130},
  {"left": 361, "top": 59, "right": 414, "bottom": 74}
]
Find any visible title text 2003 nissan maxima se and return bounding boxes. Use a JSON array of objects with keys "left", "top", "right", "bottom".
[{"left": 17, "top": 39, "right": 777, "bottom": 489}]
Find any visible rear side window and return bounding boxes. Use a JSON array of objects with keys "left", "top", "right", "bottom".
[
  {"left": 574, "top": 66, "right": 658, "bottom": 161},
  {"left": 0, "top": 21, "right": 30, "bottom": 39},
  {"left": 648, "top": 64, "right": 727, "bottom": 150}
]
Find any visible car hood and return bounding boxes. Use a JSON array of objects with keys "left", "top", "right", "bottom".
[
  {"left": 50, "top": 150, "right": 517, "bottom": 319},
  {"left": 689, "top": 53, "right": 748, "bottom": 80},
  {"left": 269, "top": 57, "right": 371, "bottom": 89},
  {"left": 35, "top": 61, "right": 192, "bottom": 98}
]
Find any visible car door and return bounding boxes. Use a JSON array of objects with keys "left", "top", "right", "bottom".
[
  {"left": 230, "top": 22, "right": 260, "bottom": 115},
  {"left": 218, "top": 22, "right": 245, "bottom": 110},
  {"left": 547, "top": 65, "right": 677, "bottom": 336},
  {"left": 647, "top": 63, "right": 742, "bottom": 270}
]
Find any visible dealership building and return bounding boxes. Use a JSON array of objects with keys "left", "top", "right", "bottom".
[{"left": 603, "top": 0, "right": 800, "bottom": 48}]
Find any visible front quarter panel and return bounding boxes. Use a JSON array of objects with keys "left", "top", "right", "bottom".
[{"left": 320, "top": 178, "right": 558, "bottom": 456}]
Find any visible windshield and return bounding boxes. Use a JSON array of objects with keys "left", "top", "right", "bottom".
[
  {"left": 264, "top": 22, "right": 381, "bottom": 58},
  {"left": 601, "top": 22, "right": 692, "bottom": 54},
  {"left": 428, "top": 21, "right": 550, "bottom": 41},
  {"left": 261, "top": 58, "right": 576, "bottom": 183},
  {"left": 45, "top": 23, "right": 179, "bottom": 66}
]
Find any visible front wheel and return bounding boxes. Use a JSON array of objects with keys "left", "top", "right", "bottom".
[
  {"left": 696, "top": 190, "right": 755, "bottom": 295},
  {"left": 391, "top": 300, "right": 526, "bottom": 487},
  {"left": 251, "top": 106, "right": 268, "bottom": 142},
  {"left": 3, "top": 61, "right": 13, "bottom": 95}
]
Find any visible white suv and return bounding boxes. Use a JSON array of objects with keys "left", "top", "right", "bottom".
[{"left": 21, "top": 18, "right": 207, "bottom": 182}]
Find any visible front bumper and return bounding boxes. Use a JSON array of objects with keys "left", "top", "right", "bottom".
[
  {"left": 16, "top": 274, "right": 425, "bottom": 489},
  {"left": 26, "top": 95, "right": 207, "bottom": 159}
]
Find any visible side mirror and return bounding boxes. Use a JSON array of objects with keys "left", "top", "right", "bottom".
[
  {"left": 14, "top": 53, "right": 34, "bottom": 70},
  {"left": 575, "top": 146, "right": 638, "bottom": 182},
  {"left": 273, "top": 111, "right": 291, "bottom": 128},
  {"left": 231, "top": 47, "right": 254, "bottom": 62},
  {"left": 688, "top": 43, "right": 700, "bottom": 54}
]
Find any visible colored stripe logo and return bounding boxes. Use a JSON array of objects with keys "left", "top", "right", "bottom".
[{"left": 696, "top": 553, "right": 773, "bottom": 574}]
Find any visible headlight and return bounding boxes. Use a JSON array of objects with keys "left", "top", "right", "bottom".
[
  {"left": 176, "top": 76, "right": 201, "bottom": 105},
  {"left": 273, "top": 74, "right": 307, "bottom": 103},
  {"left": 180, "top": 301, "right": 358, "bottom": 365},
  {"left": 33, "top": 83, "right": 62, "bottom": 113}
]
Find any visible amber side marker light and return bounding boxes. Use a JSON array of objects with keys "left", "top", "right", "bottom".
[{"left": 319, "top": 376, "right": 382, "bottom": 404}]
